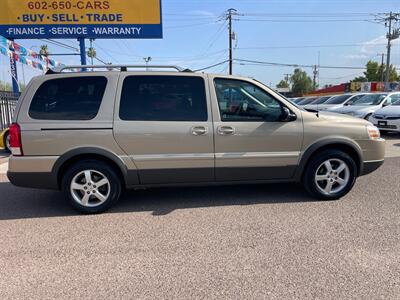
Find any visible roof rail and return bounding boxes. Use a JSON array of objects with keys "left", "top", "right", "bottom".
[{"left": 50, "top": 64, "right": 192, "bottom": 73}]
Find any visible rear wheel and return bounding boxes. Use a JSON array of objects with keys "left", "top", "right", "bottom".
[
  {"left": 62, "top": 160, "right": 122, "bottom": 213},
  {"left": 3, "top": 131, "right": 10, "bottom": 152},
  {"left": 303, "top": 150, "right": 357, "bottom": 200}
]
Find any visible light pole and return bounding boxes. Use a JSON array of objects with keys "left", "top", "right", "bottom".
[{"left": 143, "top": 57, "right": 152, "bottom": 70}]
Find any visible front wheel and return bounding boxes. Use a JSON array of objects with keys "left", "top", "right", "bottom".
[
  {"left": 62, "top": 160, "right": 122, "bottom": 213},
  {"left": 303, "top": 150, "right": 357, "bottom": 200}
]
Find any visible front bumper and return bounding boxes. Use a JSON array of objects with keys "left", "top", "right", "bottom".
[{"left": 370, "top": 117, "right": 400, "bottom": 132}]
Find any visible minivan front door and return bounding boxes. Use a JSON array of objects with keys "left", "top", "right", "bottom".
[
  {"left": 211, "top": 77, "right": 303, "bottom": 181},
  {"left": 114, "top": 74, "right": 214, "bottom": 184}
]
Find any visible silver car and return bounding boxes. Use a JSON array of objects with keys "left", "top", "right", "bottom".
[
  {"left": 318, "top": 93, "right": 368, "bottom": 112},
  {"left": 303, "top": 96, "right": 333, "bottom": 111},
  {"left": 330, "top": 93, "right": 396, "bottom": 119}
]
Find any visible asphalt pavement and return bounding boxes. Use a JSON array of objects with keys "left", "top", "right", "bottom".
[{"left": 0, "top": 137, "right": 399, "bottom": 299}]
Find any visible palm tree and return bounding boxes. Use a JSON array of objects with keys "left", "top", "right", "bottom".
[
  {"left": 87, "top": 47, "right": 97, "bottom": 65},
  {"left": 39, "top": 45, "right": 49, "bottom": 56},
  {"left": 39, "top": 45, "right": 50, "bottom": 70}
]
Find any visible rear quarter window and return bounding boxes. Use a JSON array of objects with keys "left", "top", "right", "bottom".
[{"left": 29, "top": 76, "right": 107, "bottom": 120}]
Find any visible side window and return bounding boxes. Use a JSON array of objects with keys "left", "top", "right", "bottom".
[
  {"left": 29, "top": 76, "right": 107, "bottom": 120},
  {"left": 214, "top": 78, "right": 284, "bottom": 122},
  {"left": 119, "top": 76, "right": 208, "bottom": 121},
  {"left": 390, "top": 94, "right": 400, "bottom": 103}
]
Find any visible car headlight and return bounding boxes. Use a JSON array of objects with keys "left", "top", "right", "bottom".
[{"left": 366, "top": 125, "right": 380, "bottom": 140}]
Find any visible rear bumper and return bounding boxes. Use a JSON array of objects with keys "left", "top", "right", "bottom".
[
  {"left": 360, "top": 159, "right": 384, "bottom": 176},
  {"left": 7, "top": 171, "right": 59, "bottom": 190}
]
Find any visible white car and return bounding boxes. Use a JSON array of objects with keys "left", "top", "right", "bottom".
[
  {"left": 324, "top": 93, "right": 369, "bottom": 112},
  {"left": 330, "top": 93, "right": 400, "bottom": 119},
  {"left": 369, "top": 94, "right": 400, "bottom": 132}
]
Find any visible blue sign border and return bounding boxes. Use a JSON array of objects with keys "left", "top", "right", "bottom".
[{"left": 0, "top": 24, "right": 163, "bottom": 39}]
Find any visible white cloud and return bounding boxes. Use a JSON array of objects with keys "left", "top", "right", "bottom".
[
  {"left": 346, "top": 35, "right": 400, "bottom": 62},
  {"left": 188, "top": 10, "right": 217, "bottom": 18}
]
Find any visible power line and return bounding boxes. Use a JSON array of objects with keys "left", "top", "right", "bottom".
[
  {"left": 38, "top": 39, "right": 79, "bottom": 52},
  {"left": 193, "top": 60, "right": 229, "bottom": 72},
  {"left": 235, "top": 43, "right": 390, "bottom": 50}
]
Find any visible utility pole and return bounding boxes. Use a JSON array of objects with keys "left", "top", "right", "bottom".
[
  {"left": 284, "top": 73, "right": 291, "bottom": 85},
  {"left": 377, "top": 53, "right": 386, "bottom": 82},
  {"left": 89, "top": 39, "right": 95, "bottom": 65},
  {"left": 376, "top": 12, "right": 400, "bottom": 90},
  {"left": 312, "top": 65, "right": 318, "bottom": 90},
  {"left": 227, "top": 8, "right": 237, "bottom": 75}
]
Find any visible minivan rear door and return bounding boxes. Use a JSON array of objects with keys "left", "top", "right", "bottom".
[{"left": 113, "top": 73, "right": 215, "bottom": 184}]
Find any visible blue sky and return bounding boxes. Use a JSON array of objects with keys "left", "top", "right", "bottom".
[{"left": 1, "top": 0, "right": 400, "bottom": 89}]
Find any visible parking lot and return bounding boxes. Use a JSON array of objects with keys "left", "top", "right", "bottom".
[{"left": 0, "top": 134, "right": 399, "bottom": 299}]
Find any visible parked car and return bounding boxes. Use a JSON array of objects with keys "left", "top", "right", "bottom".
[
  {"left": 331, "top": 93, "right": 398, "bottom": 119},
  {"left": 304, "top": 96, "right": 333, "bottom": 110},
  {"left": 324, "top": 93, "right": 369, "bottom": 112},
  {"left": 292, "top": 97, "right": 305, "bottom": 104},
  {"left": 369, "top": 94, "right": 400, "bottom": 133},
  {"left": 297, "top": 96, "right": 318, "bottom": 106},
  {"left": 8, "top": 65, "right": 385, "bottom": 213},
  {"left": 0, "top": 128, "right": 10, "bottom": 152}
]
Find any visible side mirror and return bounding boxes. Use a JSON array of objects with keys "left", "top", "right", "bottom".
[
  {"left": 345, "top": 101, "right": 352, "bottom": 106},
  {"left": 280, "top": 107, "right": 297, "bottom": 122},
  {"left": 382, "top": 101, "right": 390, "bottom": 107}
]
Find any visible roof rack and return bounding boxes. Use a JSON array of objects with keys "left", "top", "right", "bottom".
[{"left": 49, "top": 64, "right": 192, "bottom": 74}]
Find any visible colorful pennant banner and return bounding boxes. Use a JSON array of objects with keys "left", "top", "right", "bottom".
[{"left": 0, "top": 35, "right": 64, "bottom": 71}]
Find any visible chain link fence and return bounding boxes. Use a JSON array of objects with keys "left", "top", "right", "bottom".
[{"left": 0, "top": 91, "right": 20, "bottom": 131}]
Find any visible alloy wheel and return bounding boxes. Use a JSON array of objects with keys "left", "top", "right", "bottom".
[
  {"left": 314, "top": 159, "right": 350, "bottom": 196},
  {"left": 70, "top": 170, "right": 111, "bottom": 207}
]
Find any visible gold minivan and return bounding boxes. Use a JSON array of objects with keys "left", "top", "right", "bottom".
[{"left": 7, "top": 66, "right": 385, "bottom": 213}]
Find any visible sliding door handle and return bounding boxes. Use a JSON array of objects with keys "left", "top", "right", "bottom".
[
  {"left": 191, "top": 126, "right": 208, "bottom": 136},
  {"left": 217, "top": 126, "right": 235, "bottom": 135}
]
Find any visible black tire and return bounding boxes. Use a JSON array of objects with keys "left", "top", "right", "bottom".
[
  {"left": 303, "top": 150, "right": 357, "bottom": 200},
  {"left": 62, "top": 160, "right": 122, "bottom": 214},
  {"left": 3, "top": 131, "right": 10, "bottom": 153}
]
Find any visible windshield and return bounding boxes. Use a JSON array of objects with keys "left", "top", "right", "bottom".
[
  {"left": 325, "top": 94, "right": 352, "bottom": 104},
  {"left": 352, "top": 94, "right": 387, "bottom": 106},
  {"left": 312, "top": 96, "right": 331, "bottom": 105}
]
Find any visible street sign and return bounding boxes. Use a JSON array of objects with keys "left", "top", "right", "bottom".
[{"left": 0, "top": 0, "right": 162, "bottom": 39}]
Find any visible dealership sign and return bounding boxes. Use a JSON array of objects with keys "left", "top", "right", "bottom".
[{"left": 0, "top": 0, "right": 162, "bottom": 39}]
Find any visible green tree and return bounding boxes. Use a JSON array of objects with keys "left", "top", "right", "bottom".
[
  {"left": 352, "top": 76, "right": 368, "bottom": 83},
  {"left": 87, "top": 47, "right": 97, "bottom": 65},
  {"left": 290, "top": 68, "right": 313, "bottom": 96},
  {"left": 0, "top": 81, "right": 25, "bottom": 92},
  {"left": 354, "top": 60, "right": 399, "bottom": 82},
  {"left": 276, "top": 80, "right": 289, "bottom": 89}
]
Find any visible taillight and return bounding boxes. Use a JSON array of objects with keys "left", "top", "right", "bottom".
[{"left": 9, "top": 123, "right": 23, "bottom": 156}]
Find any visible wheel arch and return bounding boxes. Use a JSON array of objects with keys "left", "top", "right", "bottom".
[
  {"left": 295, "top": 138, "right": 363, "bottom": 180},
  {"left": 52, "top": 147, "right": 130, "bottom": 189}
]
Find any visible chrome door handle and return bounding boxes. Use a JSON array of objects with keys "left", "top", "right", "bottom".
[
  {"left": 191, "top": 126, "right": 208, "bottom": 136},
  {"left": 217, "top": 126, "right": 235, "bottom": 135}
]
